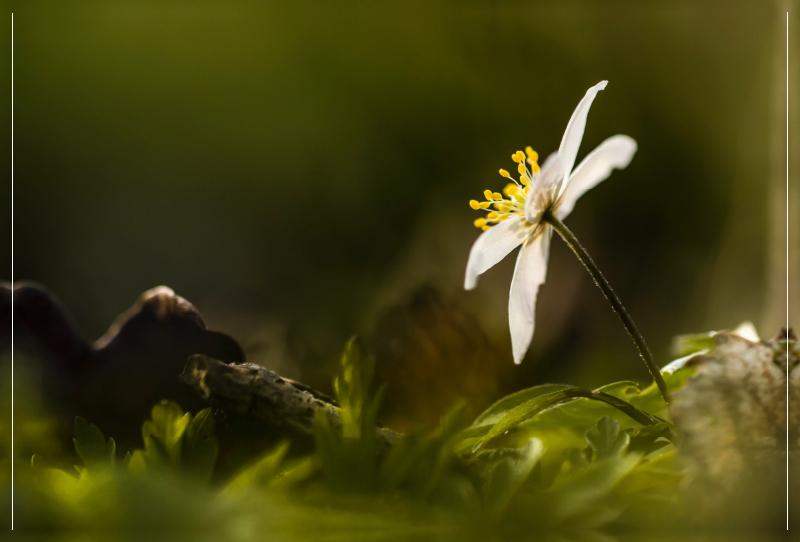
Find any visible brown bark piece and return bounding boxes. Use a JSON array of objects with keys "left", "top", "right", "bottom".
[
  {"left": 180, "top": 354, "right": 400, "bottom": 449},
  {"left": 669, "top": 329, "right": 795, "bottom": 523}
]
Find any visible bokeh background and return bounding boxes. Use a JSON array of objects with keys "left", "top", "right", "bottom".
[{"left": 5, "top": 1, "right": 796, "bottom": 429}]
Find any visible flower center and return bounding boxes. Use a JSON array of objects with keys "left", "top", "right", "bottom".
[{"left": 469, "top": 147, "right": 541, "bottom": 230}]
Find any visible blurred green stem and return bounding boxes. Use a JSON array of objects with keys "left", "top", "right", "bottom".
[{"left": 543, "top": 210, "right": 672, "bottom": 405}]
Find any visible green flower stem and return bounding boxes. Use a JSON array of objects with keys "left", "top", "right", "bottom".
[{"left": 542, "top": 210, "right": 672, "bottom": 405}]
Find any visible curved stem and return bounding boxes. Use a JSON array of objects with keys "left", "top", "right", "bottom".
[{"left": 543, "top": 210, "right": 672, "bottom": 405}]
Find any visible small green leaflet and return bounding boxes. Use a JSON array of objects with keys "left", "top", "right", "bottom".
[{"left": 73, "top": 417, "right": 116, "bottom": 470}]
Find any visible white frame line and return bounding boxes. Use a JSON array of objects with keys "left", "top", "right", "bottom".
[
  {"left": 10, "top": 11, "right": 14, "bottom": 533},
  {"left": 787, "top": 9, "right": 790, "bottom": 530}
]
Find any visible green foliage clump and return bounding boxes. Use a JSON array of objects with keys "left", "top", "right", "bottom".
[
  {"left": 13, "top": 340, "right": 695, "bottom": 536},
  {"left": 314, "top": 338, "right": 386, "bottom": 491},
  {"left": 130, "top": 401, "right": 219, "bottom": 483}
]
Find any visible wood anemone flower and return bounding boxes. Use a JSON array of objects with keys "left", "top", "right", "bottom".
[{"left": 464, "top": 81, "right": 637, "bottom": 364}]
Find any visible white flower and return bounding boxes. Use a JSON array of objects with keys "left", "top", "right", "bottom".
[{"left": 464, "top": 81, "right": 637, "bottom": 364}]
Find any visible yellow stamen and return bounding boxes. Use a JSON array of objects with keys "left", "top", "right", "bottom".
[
  {"left": 468, "top": 151, "right": 535, "bottom": 229},
  {"left": 530, "top": 162, "right": 540, "bottom": 173}
]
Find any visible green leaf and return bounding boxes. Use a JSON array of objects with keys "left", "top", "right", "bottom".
[
  {"left": 334, "top": 338, "right": 378, "bottom": 439},
  {"left": 550, "top": 452, "right": 643, "bottom": 522},
  {"left": 585, "top": 391, "right": 668, "bottom": 427},
  {"left": 585, "top": 417, "right": 629, "bottom": 461},
  {"left": 378, "top": 403, "right": 466, "bottom": 498},
  {"left": 107, "top": 437, "right": 116, "bottom": 462},
  {"left": 142, "top": 401, "right": 190, "bottom": 462},
  {"left": 559, "top": 447, "right": 591, "bottom": 475},
  {"left": 473, "top": 388, "right": 584, "bottom": 453},
  {"left": 73, "top": 417, "right": 115, "bottom": 470},
  {"left": 415, "top": 404, "right": 467, "bottom": 498},
  {"left": 453, "top": 425, "right": 493, "bottom": 455},
  {"left": 672, "top": 332, "right": 716, "bottom": 357},
  {"left": 313, "top": 337, "right": 385, "bottom": 491},
  {"left": 180, "top": 408, "right": 219, "bottom": 482},
  {"left": 130, "top": 403, "right": 221, "bottom": 481},
  {"left": 614, "top": 451, "right": 685, "bottom": 494},
  {"left": 313, "top": 407, "right": 346, "bottom": 488},
  {"left": 378, "top": 431, "right": 426, "bottom": 492},
  {"left": 483, "top": 438, "right": 545, "bottom": 514},
  {"left": 224, "top": 441, "right": 291, "bottom": 494},
  {"left": 269, "top": 456, "right": 320, "bottom": 490},
  {"left": 628, "top": 368, "right": 695, "bottom": 416},
  {"left": 143, "top": 434, "right": 172, "bottom": 468},
  {"left": 126, "top": 450, "right": 148, "bottom": 477},
  {"left": 472, "top": 384, "right": 571, "bottom": 427},
  {"left": 627, "top": 423, "right": 674, "bottom": 455},
  {"left": 593, "top": 381, "right": 641, "bottom": 399},
  {"left": 471, "top": 387, "right": 665, "bottom": 453}
]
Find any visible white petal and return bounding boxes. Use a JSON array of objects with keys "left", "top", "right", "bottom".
[
  {"left": 525, "top": 152, "right": 562, "bottom": 224},
  {"left": 557, "top": 81, "right": 607, "bottom": 182},
  {"left": 556, "top": 135, "right": 637, "bottom": 219},
  {"left": 464, "top": 216, "right": 534, "bottom": 290},
  {"left": 537, "top": 151, "right": 561, "bottom": 186},
  {"left": 660, "top": 350, "right": 709, "bottom": 374},
  {"left": 731, "top": 321, "right": 760, "bottom": 342},
  {"left": 508, "top": 228, "right": 551, "bottom": 364}
]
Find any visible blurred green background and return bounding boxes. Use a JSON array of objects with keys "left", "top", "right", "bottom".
[{"left": 6, "top": 1, "right": 794, "bottom": 427}]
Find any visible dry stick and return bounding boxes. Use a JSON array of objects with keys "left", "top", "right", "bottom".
[
  {"left": 543, "top": 210, "right": 672, "bottom": 405},
  {"left": 180, "top": 354, "right": 401, "bottom": 449}
]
